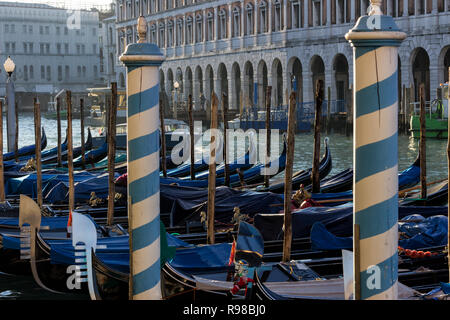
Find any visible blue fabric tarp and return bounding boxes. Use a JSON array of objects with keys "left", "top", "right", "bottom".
[{"left": 310, "top": 214, "right": 449, "bottom": 251}]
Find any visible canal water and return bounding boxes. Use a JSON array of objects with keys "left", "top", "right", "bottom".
[{"left": 0, "top": 112, "right": 448, "bottom": 299}]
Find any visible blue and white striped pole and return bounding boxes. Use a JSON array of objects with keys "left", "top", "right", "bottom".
[
  {"left": 345, "top": 1, "right": 406, "bottom": 300},
  {"left": 120, "top": 16, "right": 164, "bottom": 300}
]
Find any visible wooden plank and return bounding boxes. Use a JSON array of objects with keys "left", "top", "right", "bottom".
[
  {"left": 282, "top": 92, "right": 296, "bottom": 263},
  {"left": 107, "top": 83, "right": 118, "bottom": 226},
  {"left": 312, "top": 80, "right": 323, "bottom": 194},
  {"left": 66, "top": 91, "right": 74, "bottom": 212},
  {"left": 264, "top": 86, "right": 272, "bottom": 188},
  {"left": 207, "top": 92, "right": 219, "bottom": 245}
]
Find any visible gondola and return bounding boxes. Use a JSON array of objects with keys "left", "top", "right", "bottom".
[
  {"left": 305, "top": 153, "right": 420, "bottom": 195},
  {"left": 259, "top": 137, "right": 332, "bottom": 194},
  {"left": 159, "top": 140, "right": 287, "bottom": 188},
  {"left": 3, "top": 129, "right": 93, "bottom": 172},
  {"left": 3, "top": 127, "right": 47, "bottom": 162},
  {"left": 399, "top": 181, "right": 448, "bottom": 206},
  {"left": 165, "top": 138, "right": 257, "bottom": 180}
]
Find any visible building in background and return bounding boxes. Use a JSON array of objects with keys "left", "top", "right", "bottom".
[
  {"left": 115, "top": 0, "right": 450, "bottom": 118},
  {"left": 0, "top": 1, "right": 101, "bottom": 111},
  {"left": 99, "top": 2, "right": 126, "bottom": 90}
]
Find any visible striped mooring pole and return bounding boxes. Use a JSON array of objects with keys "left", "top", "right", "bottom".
[
  {"left": 120, "top": 16, "right": 165, "bottom": 300},
  {"left": 345, "top": 0, "right": 406, "bottom": 300}
]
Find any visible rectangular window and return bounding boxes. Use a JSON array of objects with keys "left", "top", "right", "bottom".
[
  {"left": 65, "top": 66, "right": 70, "bottom": 80},
  {"left": 56, "top": 26, "right": 60, "bottom": 35},
  {"left": 23, "top": 25, "right": 27, "bottom": 34},
  {"left": 40, "top": 43, "right": 44, "bottom": 54},
  {"left": 41, "top": 66, "right": 45, "bottom": 79},
  {"left": 65, "top": 43, "right": 69, "bottom": 54},
  {"left": 29, "top": 25, "right": 33, "bottom": 34},
  {"left": 46, "top": 43, "right": 50, "bottom": 54},
  {"left": 58, "top": 66, "right": 62, "bottom": 81},
  {"left": 57, "top": 43, "right": 61, "bottom": 54},
  {"left": 23, "top": 43, "right": 27, "bottom": 54},
  {"left": 11, "top": 24, "right": 15, "bottom": 33},
  {"left": 5, "top": 24, "right": 9, "bottom": 33},
  {"left": 30, "top": 66, "right": 34, "bottom": 79},
  {"left": 29, "top": 43, "right": 33, "bottom": 54},
  {"left": 45, "top": 26, "right": 49, "bottom": 34},
  {"left": 5, "top": 43, "right": 10, "bottom": 54},
  {"left": 47, "top": 66, "right": 51, "bottom": 81}
]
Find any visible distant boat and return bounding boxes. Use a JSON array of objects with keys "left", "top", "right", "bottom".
[{"left": 409, "top": 83, "right": 448, "bottom": 139}]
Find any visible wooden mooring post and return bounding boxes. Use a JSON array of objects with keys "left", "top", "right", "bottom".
[
  {"left": 66, "top": 91, "right": 74, "bottom": 212},
  {"left": 222, "top": 93, "right": 230, "bottom": 187},
  {"left": 57, "top": 97, "right": 62, "bottom": 167},
  {"left": 107, "top": 83, "right": 118, "bottom": 226},
  {"left": 327, "top": 86, "right": 331, "bottom": 135},
  {"left": 14, "top": 101, "right": 18, "bottom": 163},
  {"left": 312, "top": 80, "right": 323, "bottom": 194},
  {"left": 0, "top": 101, "right": 5, "bottom": 202},
  {"left": 282, "top": 92, "right": 296, "bottom": 263},
  {"left": 34, "top": 98, "right": 42, "bottom": 208},
  {"left": 160, "top": 96, "right": 167, "bottom": 178},
  {"left": 419, "top": 83, "right": 427, "bottom": 200},
  {"left": 80, "top": 98, "right": 86, "bottom": 170},
  {"left": 188, "top": 94, "right": 195, "bottom": 181},
  {"left": 264, "top": 86, "right": 272, "bottom": 188},
  {"left": 207, "top": 92, "right": 219, "bottom": 245},
  {"left": 447, "top": 67, "right": 450, "bottom": 282}
]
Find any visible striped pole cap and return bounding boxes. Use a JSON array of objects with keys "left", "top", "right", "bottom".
[
  {"left": 120, "top": 16, "right": 165, "bottom": 67},
  {"left": 345, "top": 0, "right": 407, "bottom": 46}
]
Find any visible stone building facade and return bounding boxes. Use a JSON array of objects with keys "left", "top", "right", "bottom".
[
  {"left": 0, "top": 2, "right": 102, "bottom": 110},
  {"left": 115, "top": 0, "right": 450, "bottom": 113}
]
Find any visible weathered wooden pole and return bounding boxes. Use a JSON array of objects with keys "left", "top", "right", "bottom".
[
  {"left": 66, "top": 91, "right": 75, "bottom": 212},
  {"left": 14, "top": 101, "right": 18, "bottom": 162},
  {"left": 33, "top": 98, "right": 42, "bottom": 208},
  {"left": 419, "top": 83, "right": 427, "bottom": 200},
  {"left": 56, "top": 97, "right": 62, "bottom": 167},
  {"left": 282, "top": 92, "right": 296, "bottom": 263},
  {"left": 345, "top": 1, "right": 406, "bottom": 299},
  {"left": 447, "top": 67, "right": 450, "bottom": 282},
  {"left": 222, "top": 92, "right": 230, "bottom": 187},
  {"left": 312, "top": 79, "right": 323, "bottom": 194},
  {"left": 107, "top": 83, "right": 118, "bottom": 226},
  {"left": 120, "top": 16, "right": 164, "bottom": 300},
  {"left": 264, "top": 86, "right": 272, "bottom": 188},
  {"left": 327, "top": 86, "right": 331, "bottom": 135},
  {"left": 207, "top": 92, "right": 219, "bottom": 245},
  {"left": 80, "top": 98, "right": 86, "bottom": 170},
  {"left": 0, "top": 101, "right": 5, "bottom": 202},
  {"left": 402, "top": 85, "right": 407, "bottom": 134},
  {"left": 188, "top": 94, "right": 195, "bottom": 180},
  {"left": 160, "top": 96, "right": 167, "bottom": 178}
]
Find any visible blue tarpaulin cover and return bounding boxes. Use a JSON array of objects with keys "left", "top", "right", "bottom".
[{"left": 310, "top": 214, "right": 449, "bottom": 251}]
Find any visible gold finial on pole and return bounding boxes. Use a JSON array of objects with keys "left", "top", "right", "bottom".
[
  {"left": 137, "top": 16, "right": 147, "bottom": 43},
  {"left": 368, "top": 0, "right": 383, "bottom": 15}
]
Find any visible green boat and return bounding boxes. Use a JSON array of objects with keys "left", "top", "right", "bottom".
[{"left": 410, "top": 83, "right": 448, "bottom": 139}]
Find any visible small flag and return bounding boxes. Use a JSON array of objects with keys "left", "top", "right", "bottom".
[{"left": 228, "top": 240, "right": 236, "bottom": 266}]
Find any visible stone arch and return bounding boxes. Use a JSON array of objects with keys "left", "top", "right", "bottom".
[
  {"left": 244, "top": 61, "right": 255, "bottom": 108},
  {"left": 257, "top": 59, "right": 268, "bottom": 108},
  {"left": 194, "top": 65, "right": 204, "bottom": 109},
  {"left": 232, "top": 62, "right": 241, "bottom": 111},
  {"left": 438, "top": 45, "right": 450, "bottom": 84},
  {"left": 411, "top": 47, "right": 430, "bottom": 101},
  {"left": 332, "top": 53, "right": 349, "bottom": 112},
  {"left": 205, "top": 64, "right": 214, "bottom": 103},
  {"left": 271, "top": 58, "right": 284, "bottom": 107},
  {"left": 185, "top": 66, "right": 193, "bottom": 102},
  {"left": 287, "top": 56, "right": 303, "bottom": 104},
  {"left": 218, "top": 63, "right": 228, "bottom": 106},
  {"left": 310, "top": 55, "right": 325, "bottom": 97}
]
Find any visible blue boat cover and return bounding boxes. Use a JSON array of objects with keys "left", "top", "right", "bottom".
[
  {"left": 310, "top": 214, "right": 448, "bottom": 251},
  {"left": 254, "top": 205, "right": 449, "bottom": 241}
]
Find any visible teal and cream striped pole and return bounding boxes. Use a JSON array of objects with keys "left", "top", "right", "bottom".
[
  {"left": 120, "top": 16, "right": 164, "bottom": 300},
  {"left": 345, "top": 1, "right": 406, "bottom": 300}
]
